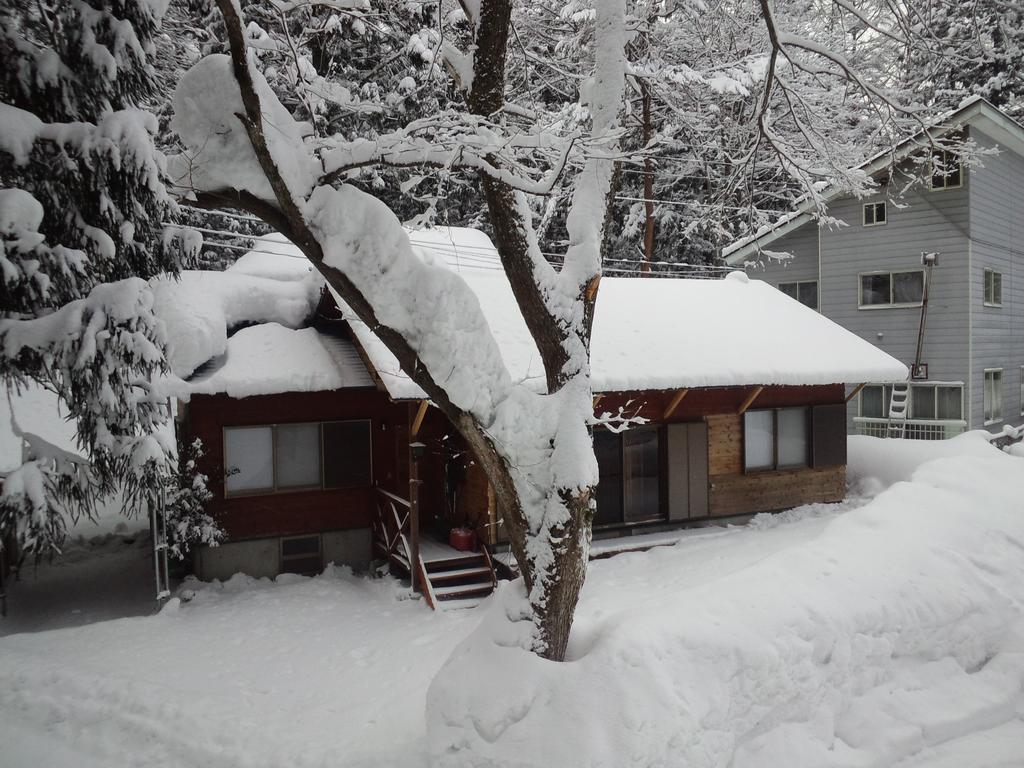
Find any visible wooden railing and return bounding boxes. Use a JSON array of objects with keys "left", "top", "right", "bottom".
[{"left": 373, "top": 488, "right": 411, "bottom": 570}]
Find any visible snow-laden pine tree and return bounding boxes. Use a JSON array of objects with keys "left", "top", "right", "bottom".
[{"left": 0, "top": 0, "right": 217, "bottom": 560}]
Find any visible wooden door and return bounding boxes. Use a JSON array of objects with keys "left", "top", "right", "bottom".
[{"left": 667, "top": 422, "right": 709, "bottom": 520}]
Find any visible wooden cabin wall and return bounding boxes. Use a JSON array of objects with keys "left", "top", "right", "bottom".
[
  {"left": 599, "top": 384, "right": 847, "bottom": 519},
  {"left": 187, "top": 388, "right": 408, "bottom": 541},
  {"left": 705, "top": 412, "right": 845, "bottom": 516},
  {"left": 449, "top": 384, "right": 849, "bottom": 542}
]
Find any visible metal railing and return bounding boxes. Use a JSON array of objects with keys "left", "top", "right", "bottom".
[{"left": 854, "top": 417, "right": 966, "bottom": 440}]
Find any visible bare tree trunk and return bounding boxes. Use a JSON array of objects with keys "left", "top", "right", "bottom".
[
  {"left": 206, "top": 0, "right": 623, "bottom": 662},
  {"left": 641, "top": 80, "right": 655, "bottom": 273}
]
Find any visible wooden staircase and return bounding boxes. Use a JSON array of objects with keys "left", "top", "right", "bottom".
[
  {"left": 419, "top": 546, "right": 497, "bottom": 610},
  {"left": 373, "top": 489, "right": 496, "bottom": 610}
]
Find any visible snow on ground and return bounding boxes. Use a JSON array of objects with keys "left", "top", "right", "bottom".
[
  {"left": 0, "top": 433, "right": 1022, "bottom": 767},
  {"left": 1, "top": 385, "right": 159, "bottom": 538},
  {"left": 0, "top": 534, "right": 156, "bottom": 637}
]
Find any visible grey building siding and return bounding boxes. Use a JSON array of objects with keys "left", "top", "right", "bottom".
[
  {"left": 742, "top": 125, "right": 1024, "bottom": 435},
  {"left": 746, "top": 225, "right": 819, "bottom": 290},
  {"left": 821, "top": 179, "right": 972, "bottom": 430},
  {"left": 968, "top": 127, "right": 1024, "bottom": 431}
]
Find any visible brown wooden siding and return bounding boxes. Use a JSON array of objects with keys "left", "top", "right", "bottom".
[
  {"left": 185, "top": 388, "right": 433, "bottom": 542},
  {"left": 703, "top": 405, "right": 846, "bottom": 518},
  {"left": 709, "top": 466, "right": 846, "bottom": 517},
  {"left": 594, "top": 384, "right": 845, "bottom": 423},
  {"left": 706, "top": 414, "right": 743, "bottom": 476}
]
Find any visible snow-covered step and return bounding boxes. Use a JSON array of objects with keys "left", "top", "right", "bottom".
[
  {"left": 432, "top": 582, "right": 495, "bottom": 599},
  {"left": 427, "top": 566, "right": 494, "bottom": 583},
  {"left": 436, "top": 596, "right": 485, "bottom": 611}
]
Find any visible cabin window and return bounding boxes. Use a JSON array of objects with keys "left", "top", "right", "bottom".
[
  {"left": 323, "top": 420, "right": 373, "bottom": 489},
  {"left": 930, "top": 150, "right": 962, "bottom": 190},
  {"left": 743, "top": 408, "right": 808, "bottom": 472},
  {"left": 223, "top": 420, "right": 372, "bottom": 496},
  {"left": 224, "top": 426, "right": 275, "bottom": 494},
  {"left": 863, "top": 202, "right": 886, "bottom": 226},
  {"left": 984, "top": 268, "right": 1002, "bottom": 306},
  {"left": 778, "top": 280, "right": 818, "bottom": 310},
  {"left": 859, "top": 270, "right": 924, "bottom": 307},
  {"left": 276, "top": 423, "right": 321, "bottom": 489},
  {"left": 593, "top": 426, "right": 662, "bottom": 526},
  {"left": 984, "top": 369, "right": 1003, "bottom": 424}
]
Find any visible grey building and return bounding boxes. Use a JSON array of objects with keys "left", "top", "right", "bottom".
[{"left": 725, "top": 98, "right": 1024, "bottom": 439}]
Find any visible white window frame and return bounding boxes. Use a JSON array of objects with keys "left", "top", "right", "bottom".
[
  {"left": 863, "top": 202, "right": 887, "bottom": 227},
  {"left": 778, "top": 280, "right": 819, "bottom": 310},
  {"left": 909, "top": 383, "right": 964, "bottom": 421},
  {"left": 930, "top": 150, "right": 963, "bottom": 190},
  {"left": 858, "top": 269, "right": 925, "bottom": 309},
  {"left": 983, "top": 268, "right": 1002, "bottom": 307},
  {"left": 984, "top": 369, "right": 1003, "bottom": 425},
  {"left": 858, "top": 384, "right": 892, "bottom": 418}
]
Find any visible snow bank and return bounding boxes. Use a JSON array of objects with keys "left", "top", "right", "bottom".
[
  {"left": 150, "top": 270, "right": 321, "bottom": 378},
  {"left": 427, "top": 437, "right": 1024, "bottom": 767},
  {"left": 848, "top": 432, "right": 1002, "bottom": 494}
]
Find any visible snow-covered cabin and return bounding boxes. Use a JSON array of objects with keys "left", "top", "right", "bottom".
[{"left": 161, "top": 229, "right": 907, "bottom": 604}]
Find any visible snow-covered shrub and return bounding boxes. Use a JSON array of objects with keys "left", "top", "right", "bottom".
[{"left": 164, "top": 439, "right": 221, "bottom": 559}]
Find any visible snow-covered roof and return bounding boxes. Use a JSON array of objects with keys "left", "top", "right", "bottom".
[
  {"left": 184, "top": 323, "right": 374, "bottom": 399},
  {"left": 162, "top": 226, "right": 905, "bottom": 402},
  {"left": 152, "top": 247, "right": 374, "bottom": 399},
  {"left": 724, "top": 97, "right": 1024, "bottom": 264},
  {"left": 330, "top": 228, "right": 908, "bottom": 398}
]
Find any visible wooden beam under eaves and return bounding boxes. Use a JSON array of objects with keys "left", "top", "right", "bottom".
[
  {"left": 737, "top": 386, "right": 764, "bottom": 415},
  {"left": 845, "top": 382, "right": 868, "bottom": 404},
  {"left": 662, "top": 389, "right": 689, "bottom": 419},
  {"left": 593, "top": 394, "right": 604, "bottom": 409},
  {"left": 411, "top": 399, "right": 429, "bottom": 438}
]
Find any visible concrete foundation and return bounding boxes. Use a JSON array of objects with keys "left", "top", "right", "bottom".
[{"left": 194, "top": 528, "right": 372, "bottom": 582}]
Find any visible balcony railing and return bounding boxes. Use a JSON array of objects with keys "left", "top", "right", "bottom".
[{"left": 854, "top": 417, "right": 967, "bottom": 441}]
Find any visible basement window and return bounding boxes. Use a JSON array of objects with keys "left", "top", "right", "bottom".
[
  {"left": 281, "top": 535, "right": 322, "bottom": 575},
  {"left": 863, "top": 202, "right": 887, "bottom": 226}
]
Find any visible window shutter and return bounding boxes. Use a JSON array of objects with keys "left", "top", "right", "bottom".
[{"left": 811, "top": 404, "right": 847, "bottom": 467}]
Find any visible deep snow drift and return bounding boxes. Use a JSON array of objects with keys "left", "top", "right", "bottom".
[
  {"left": 428, "top": 433, "right": 1024, "bottom": 767},
  {"left": 0, "top": 433, "right": 1021, "bottom": 768}
]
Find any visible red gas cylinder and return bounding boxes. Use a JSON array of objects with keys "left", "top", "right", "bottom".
[{"left": 449, "top": 527, "right": 477, "bottom": 552}]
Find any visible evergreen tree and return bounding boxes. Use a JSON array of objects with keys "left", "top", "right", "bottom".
[{"left": 0, "top": 0, "right": 216, "bottom": 560}]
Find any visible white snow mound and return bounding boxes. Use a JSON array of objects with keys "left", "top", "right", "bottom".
[
  {"left": 427, "top": 434, "right": 1024, "bottom": 767},
  {"left": 150, "top": 270, "right": 321, "bottom": 379}
]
